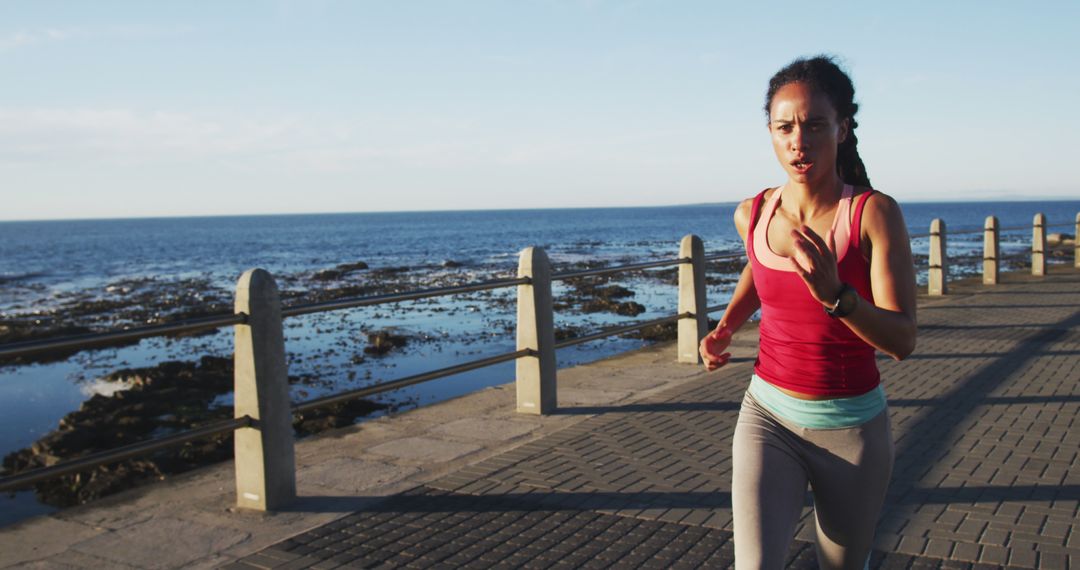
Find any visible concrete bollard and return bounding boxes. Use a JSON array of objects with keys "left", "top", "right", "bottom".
[
  {"left": 233, "top": 268, "right": 296, "bottom": 511},
  {"left": 516, "top": 247, "right": 557, "bottom": 415},
  {"left": 677, "top": 235, "right": 708, "bottom": 364},
  {"left": 928, "top": 219, "right": 947, "bottom": 296},
  {"left": 983, "top": 216, "right": 999, "bottom": 285},
  {"left": 1075, "top": 213, "right": 1079, "bottom": 269},
  {"left": 1032, "top": 213, "right": 1046, "bottom": 276}
]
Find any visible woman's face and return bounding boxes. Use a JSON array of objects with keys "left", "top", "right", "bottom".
[{"left": 768, "top": 81, "right": 848, "bottom": 186}]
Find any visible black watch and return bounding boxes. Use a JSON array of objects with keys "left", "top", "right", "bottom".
[{"left": 825, "top": 283, "right": 858, "bottom": 319}]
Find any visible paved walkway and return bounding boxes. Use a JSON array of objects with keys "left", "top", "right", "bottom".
[{"left": 2, "top": 267, "right": 1078, "bottom": 569}]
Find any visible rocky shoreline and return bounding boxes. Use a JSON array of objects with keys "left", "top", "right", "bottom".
[{"left": 0, "top": 355, "right": 396, "bottom": 508}]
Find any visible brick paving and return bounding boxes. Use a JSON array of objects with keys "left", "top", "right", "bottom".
[{"left": 233, "top": 270, "right": 1080, "bottom": 569}]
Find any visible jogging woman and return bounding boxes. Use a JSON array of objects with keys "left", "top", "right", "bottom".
[{"left": 699, "top": 56, "right": 917, "bottom": 569}]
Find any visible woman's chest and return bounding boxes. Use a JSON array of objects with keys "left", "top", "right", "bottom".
[{"left": 764, "top": 210, "right": 841, "bottom": 258}]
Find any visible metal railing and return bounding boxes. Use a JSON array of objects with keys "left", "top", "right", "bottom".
[{"left": 0, "top": 237, "right": 739, "bottom": 503}]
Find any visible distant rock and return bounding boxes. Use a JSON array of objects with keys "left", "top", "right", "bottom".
[
  {"left": 554, "top": 325, "right": 585, "bottom": 341},
  {"left": 614, "top": 301, "right": 647, "bottom": 316},
  {"left": 363, "top": 330, "right": 409, "bottom": 355},
  {"left": 312, "top": 261, "right": 369, "bottom": 281},
  {"left": 581, "top": 299, "right": 646, "bottom": 316},
  {"left": 337, "top": 261, "right": 369, "bottom": 272},
  {"left": 312, "top": 268, "right": 345, "bottom": 281}
]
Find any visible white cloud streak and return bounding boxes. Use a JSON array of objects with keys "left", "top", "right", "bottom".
[
  {"left": 0, "top": 106, "right": 711, "bottom": 175},
  {"left": 0, "top": 28, "right": 71, "bottom": 52},
  {"left": 0, "top": 108, "right": 296, "bottom": 164}
]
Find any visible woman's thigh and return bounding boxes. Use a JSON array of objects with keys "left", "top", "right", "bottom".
[
  {"left": 804, "top": 410, "right": 895, "bottom": 569},
  {"left": 732, "top": 394, "right": 811, "bottom": 570}
]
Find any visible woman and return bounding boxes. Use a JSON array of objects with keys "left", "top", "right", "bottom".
[{"left": 699, "top": 56, "right": 917, "bottom": 569}]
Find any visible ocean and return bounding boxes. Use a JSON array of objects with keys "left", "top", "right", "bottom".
[{"left": 1, "top": 199, "right": 1078, "bottom": 524}]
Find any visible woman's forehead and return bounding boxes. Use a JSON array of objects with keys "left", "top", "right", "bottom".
[{"left": 769, "top": 82, "right": 837, "bottom": 119}]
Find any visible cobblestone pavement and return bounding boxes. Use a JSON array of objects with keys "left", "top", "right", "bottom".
[{"left": 232, "top": 270, "right": 1080, "bottom": 569}]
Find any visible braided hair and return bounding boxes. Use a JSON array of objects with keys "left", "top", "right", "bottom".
[{"left": 764, "top": 55, "right": 871, "bottom": 188}]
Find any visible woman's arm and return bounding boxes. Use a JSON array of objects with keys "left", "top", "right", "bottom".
[
  {"left": 789, "top": 192, "right": 917, "bottom": 360},
  {"left": 717, "top": 263, "right": 761, "bottom": 334},
  {"left": 700, "top": 197, "right": 763, "bottom": 370}
]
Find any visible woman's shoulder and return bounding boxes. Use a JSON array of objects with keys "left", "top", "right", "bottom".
[
  {"left": 854, "top": 186, "right": 903, "bottom": 218},
  {"left": 854, "top": 186, "right": 908, "bottom": 243},
  {"left": 734, "top": 187, "right": 777, "bottom": 236}
]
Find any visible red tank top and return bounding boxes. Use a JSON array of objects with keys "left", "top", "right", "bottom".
[{"left": 747, "top": 185, "right": 879, "bottom": 397}]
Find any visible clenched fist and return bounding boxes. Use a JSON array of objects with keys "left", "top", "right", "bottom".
[{"left": 699, "top": 326, "right": 732, "bottom": 371}]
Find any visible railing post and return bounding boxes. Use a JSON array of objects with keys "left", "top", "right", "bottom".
[
  {"left": 1032, "top": 213, "right": 1046, "bottom": 276},
  {"left": 928, "top": 219, "right": 947, "bottom": 296},
  {"left": 233, "top": 268, "right": 296, "bottom": 510},
  {"left": 1075, "top": 212, "right": 1080, "bottom": 269},
  {"left": 516, "top": 247, "right": 557, "bottom": 414},
  {"left": 677, "top": 235, "right": 708, "bottom": 364},
  {"left": 983, "top": 216, "right": 999, "bottom": 285}
]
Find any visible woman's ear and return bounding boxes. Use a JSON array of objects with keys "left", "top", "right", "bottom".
[{"left": 837, "top": 117, "right": 850, "bottom": 144}]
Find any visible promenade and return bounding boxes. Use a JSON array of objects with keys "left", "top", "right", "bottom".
[{"left": 2, "top": 266, "right": 1077, "bottom": 569}]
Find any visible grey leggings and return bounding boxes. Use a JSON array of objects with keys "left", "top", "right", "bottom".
[{"left": 732, "top": 390, "right": 894, "bottom": 570}]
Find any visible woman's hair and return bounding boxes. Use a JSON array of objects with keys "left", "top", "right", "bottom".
[{"left": 764, "top": 55, "right": 871, "bottom": 188}]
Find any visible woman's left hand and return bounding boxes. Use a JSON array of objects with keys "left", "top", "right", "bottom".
[{"left": 789, "top": 225, "right": 842, "bottom": 307}]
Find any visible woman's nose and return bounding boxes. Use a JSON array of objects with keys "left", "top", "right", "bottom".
[{"left": 790, "top": 127, "right": 808, "bottom": 151}]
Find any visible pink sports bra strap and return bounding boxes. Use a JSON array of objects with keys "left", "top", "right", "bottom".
[
  {"left": 850, "top": 190, "right": 875, "bottom": 250},
  {"left": 748, "top": 189, "right": 769, "bottom": 234}
]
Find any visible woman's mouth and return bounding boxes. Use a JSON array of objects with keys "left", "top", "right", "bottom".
[{"left": 790, "top": 159, "right": 813, "bottom": 174}]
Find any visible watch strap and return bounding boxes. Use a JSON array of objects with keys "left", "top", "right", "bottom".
[{"left": 825, "top": 283, "right": 855, "bottom": 318}]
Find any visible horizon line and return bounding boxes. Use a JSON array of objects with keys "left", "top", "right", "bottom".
[{"left": 3, "top": 196, "right": 1080, "bottom": 224}]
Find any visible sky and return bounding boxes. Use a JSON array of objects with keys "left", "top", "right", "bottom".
[{"left": 1, "top": 0, "right": 1078, "bottom": 221}]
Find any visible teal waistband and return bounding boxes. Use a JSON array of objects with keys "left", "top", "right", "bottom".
[{"left": 748, "top": 375, "right": 886, "bottom": 429}]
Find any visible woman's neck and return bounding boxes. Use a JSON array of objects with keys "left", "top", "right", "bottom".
[{"left": 780, "top": 176, "right": 845, "bottom": 223}]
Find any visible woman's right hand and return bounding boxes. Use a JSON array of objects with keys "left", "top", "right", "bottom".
[{"left": 699, "top": 326, "right": 733, "bottom": 371}]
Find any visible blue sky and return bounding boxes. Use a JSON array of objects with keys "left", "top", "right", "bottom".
[{"left": 1, "top": 1, "right": 1077, "bottom": 220}]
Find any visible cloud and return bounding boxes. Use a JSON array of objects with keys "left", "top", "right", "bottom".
[
  {"left": 0, "top": 25, "right": 197, "bottom": 55},
  {"left": 0, "top": 107, "right": 494, "bottom": 172},
  {"left": 0, "top": 28, "right": 71, "bottom": 52},
  {"left": 0, "top": 106, "right": 717, "bottom": 176},
  {"left": 0, "top": 107, "right": 297, "bottom": 164}
]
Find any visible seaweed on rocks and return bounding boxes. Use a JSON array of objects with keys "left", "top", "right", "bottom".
[
  {"left": 364, "top": 330, "right": 409, "bottom": 355},
  {"left": 581, "top": 299, "right": 647, "bottom": 316},
  {"left": 0, "top": 276, "right": 232, "bottom": 365},
  {"left": 1, "top": 355, "right": 387, "bottom": 508},
  {"left": 554, "top": 325, "right": 586, "bottom": 342},
  {"left": 312, "top": 261, "right": 370, "bottom": 281},
  {"left": 560, "top": 277, "right": 648, "bottom": 317},
  {"left": 0, "top": 263, "right": 439, "bottom": 364}
]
